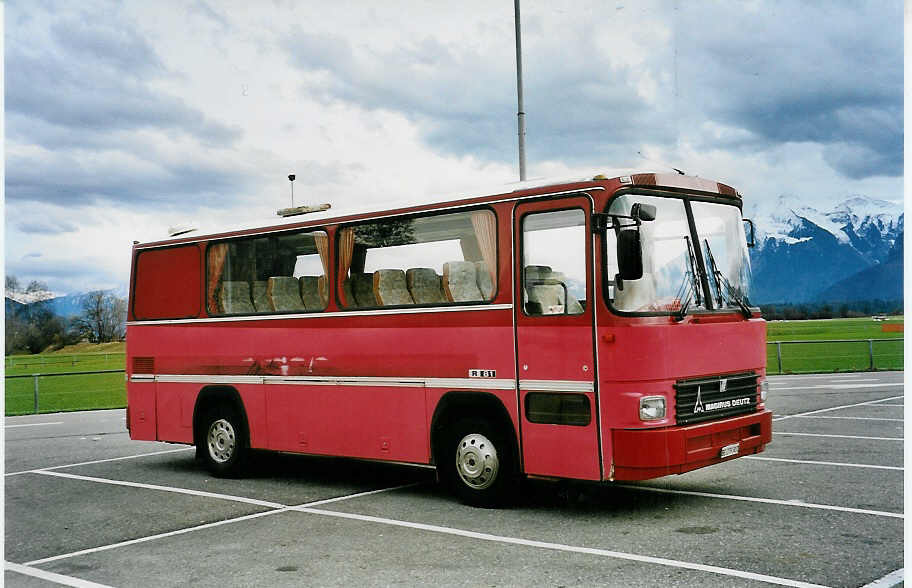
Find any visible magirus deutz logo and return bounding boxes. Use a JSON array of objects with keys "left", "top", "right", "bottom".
[{"left": 693, "top": 379, "right": 751, "bottom": 414}]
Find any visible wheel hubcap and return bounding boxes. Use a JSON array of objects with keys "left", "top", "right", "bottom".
[
  {"left": 207, "top": 419, "right": 236, "bottom": 464},
  {"left": 456, "top": 432, "right": 499, "bottom": 490}
]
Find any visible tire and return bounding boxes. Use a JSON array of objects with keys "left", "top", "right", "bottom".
[
  {"left": 443, "top": 417, "right": 516, "bottom": 508},
  {"left": 199, "top": 404, "right": 248, "bottom": 477}
]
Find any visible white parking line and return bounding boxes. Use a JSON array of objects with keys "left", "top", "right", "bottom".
[
  {"left": 862, "top": 567, "right": 904, "bottom": 588},
  {"left": 617, "top": 484, "right": 902, "bottom": 519},
  {"left": 24, "top": 510, "right": 289, "bottom": 566},
  {"left": 23, "top": 483, "right": 419, "bottom": 567},
  {"left": 5, "top": 421, "right": 65, "bottom": 428},
  {"left": 774, "top": 395, "right": 904, "bottom": 421},
  {"left": 774, "top": 432, "right": 903, "bottom": 441},
  {"left": 793, "top": 416, "right": 904, "bottom": 422},
  {"left": 745, "top": 456, "right": 902, "bottom": 471},
  {"left": 875, "top": 404, "right": 904, "bottom": 407},
  {"left": 34, "top": 470, "right": 286, "bottom": 508},
  {"left": 6, "top": 561, "right": 114, "bottom": 587},
  {"left": 772, "top": 383, "right": 904, "bottom": 391},
  {"left": 826, "top": 378, "right": 879, "bottom": 382},
  {"left": 297, "top": 507, "right": 828, "bottom": 588},
  {"left": 5, "top": 447, "right": 194, "bottom": 477}
]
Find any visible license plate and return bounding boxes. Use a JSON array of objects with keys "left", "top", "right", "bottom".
[{"left": 720, "top": 443, "right": 740, "bottom": 459}]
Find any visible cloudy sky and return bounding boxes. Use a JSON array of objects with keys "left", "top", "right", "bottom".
[{"left": 5, "top": 0, "right": 903, "bottom": 295}]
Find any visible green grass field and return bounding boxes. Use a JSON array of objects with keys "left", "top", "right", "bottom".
[
  {"left": 6, "top": 371, "right": 126, "bottom": 416},
  {"left": 765, "top": 317, "right": 903, "bottom": 374},
  {"left": 6, "top": 343, "right": 127, "bottom": 415}
]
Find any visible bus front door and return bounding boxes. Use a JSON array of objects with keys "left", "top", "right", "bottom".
[{"left": 514, "top": 197, "right": 601, "bottom": 481}]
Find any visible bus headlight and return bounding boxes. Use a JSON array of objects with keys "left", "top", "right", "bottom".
[
  {"left": 639, "top": 396, "right": 666, "bottom": 421},
  {"left": 760, "top": 379, "right": 769, "bottom": 402}
]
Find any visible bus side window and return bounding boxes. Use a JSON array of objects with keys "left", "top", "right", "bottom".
[
  {"left": 338, "top": 209, "right": 497, "bottom": 309},
  {"left": 206, "top": 229, "right": 329, "bottom": 315},
  {"left": 521, "top": 209, "right": 587, "bottom": 316}
]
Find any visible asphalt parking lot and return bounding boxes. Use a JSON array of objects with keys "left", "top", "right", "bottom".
[{"left": 5, "top": 371, "right": 905, "bottom": 587}]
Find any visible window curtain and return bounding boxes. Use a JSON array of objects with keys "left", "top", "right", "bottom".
[
  {"left": 314, "top": 232, "right": 330, "bottom": 306},
  {"left": 206, "top": 243, "right": 229, "bottom": 313},
  {"left": 471, "top": 211, "right": 497, "bottom": 296},
  {"left": 337, "top": 228, "right": 355, "bottom": 306}
]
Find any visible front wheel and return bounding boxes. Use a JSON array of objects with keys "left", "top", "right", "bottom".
[
  {"left": 199, "top": 405, "right": 247, "bottom": 477},
  {"left": 444, "top": 418, "right": 516, "bottom": 507}
]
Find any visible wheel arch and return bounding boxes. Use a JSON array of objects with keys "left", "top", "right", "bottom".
[
  {"left": 429, "top": 391, "right": 519, "bottom": 468},
  {"left": 192, "top": 385, "right": 251, "bottom": 448}
]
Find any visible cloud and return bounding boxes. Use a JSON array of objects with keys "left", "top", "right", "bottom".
[
  {"left": 16, "top": 219, "right": 78, "bottom": 234},
  {"left": 281, "top": 2, "right": 901, "bottom": 179},
  {"left": 5, "top": 2, "right": 246, "bottom": 208},
  {"left": 5, "top": 142, "right": 260, "bottom": 207},
  {"left": 674, "top": 2, "right": 902, "bottom": 178},
  {"left": 281, "top": 19, "right": 674, "bottom": 166}
]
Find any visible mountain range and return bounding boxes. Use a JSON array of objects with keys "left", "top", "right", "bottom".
[{"left": 745, "top": 194, "right": 903, "bottom": 304}]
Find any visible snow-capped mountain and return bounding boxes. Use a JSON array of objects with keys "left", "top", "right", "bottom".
[
  {"left": 745, "top": 195, "right": 903, "bottom": 303},
  {"left": 5, "top": 288, "right": 58, "bottom": 305},
  {"left": 5, "top": 287, "right": 127, "bottom": 319}
]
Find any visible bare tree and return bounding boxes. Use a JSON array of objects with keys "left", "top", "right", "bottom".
[{"left": 75, "top": 291, "right": 127, "bottom": 343}]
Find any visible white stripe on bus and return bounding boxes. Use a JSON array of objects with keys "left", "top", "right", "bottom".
[
  {"left": 126, "top": 303, "right": 514, "bottom": 325},
  {"left": 135, "top": 373, "right": 600, "bottom": 393}
]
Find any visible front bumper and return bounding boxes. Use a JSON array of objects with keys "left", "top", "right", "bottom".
[{"left": 610, "top": 409, "right": 772, "bottom": 481}]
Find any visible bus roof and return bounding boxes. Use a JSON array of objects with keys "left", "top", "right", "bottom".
[{"left": 136, "top": 169, "right": 740, "bottom": 249}]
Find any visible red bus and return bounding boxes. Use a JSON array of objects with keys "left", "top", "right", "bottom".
[{"left": 126, "top": 172, "right": 772, "bottom": 506}]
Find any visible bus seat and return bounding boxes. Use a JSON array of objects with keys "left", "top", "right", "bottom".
[
  {"left": 342, "top": 278, "right": 355, "bottom": 307},
  {"left": 442, "top": 261, "right": 483, "bottom": 302},
  {"left": 267, "top": 276, "right": 306, "bottom": 311},
  {"left": 351, "top": 273, "right": 377, "bottom": 307},
  {"left": 374, "top": 270, "right": 414, "bottom": 306},
  {"left": 547, "top": 270, "right": 584, "bottom": 314},
  {"left": 525, "top": 265, "right": 576, "bottom": 315},
  {"left": 614, "top": 273, "right": 657, "bottom": 312},
  {"left": 299, "top": 276, "right": 325, "bottom": 310},
  {"left": 251, "top": 281, "right": 270, "bottom": 312},
  {"left": 474, "top": 261, "right": 494, "bottom": 300},
  {"left": 219, "top": 281, "right": 256, "bottom": 314},
  {"left": 406, "top": 268, "right": 446, "bottom": 304}
]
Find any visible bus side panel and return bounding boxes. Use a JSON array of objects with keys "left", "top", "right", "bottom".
[
  {"left": 266, "top": 384, "right": 428, "bottom": 463},
  {"left": 236, "top": 384, "right": 267, "bottom": 449},
  {"left": 127, "top": 381, "right": 157, "bottom": 441},
  {"left": 156, "top": 382, "right": 194, "bottom": 444}
]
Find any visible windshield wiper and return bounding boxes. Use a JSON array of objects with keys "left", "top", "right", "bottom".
[
  {"left": 703, "top": 239, "right": 752, "bottom": 319},
  {"left": 671, "top": 237, "right": 700, "bottom": 322}
]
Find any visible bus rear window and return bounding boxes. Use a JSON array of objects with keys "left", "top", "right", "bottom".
[{"left": 133, "top": 245, "right": 201, "bottom": 320}]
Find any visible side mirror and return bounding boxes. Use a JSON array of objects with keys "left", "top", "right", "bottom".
[
  {"left": 743, "top": 218, "right": 756, "bottom": 248},
  {"left": 632, "top": 203, "right": 656, "bottom": 222},
  {"left": 616, "top": 228, "right": 643, "bottom": 281}
]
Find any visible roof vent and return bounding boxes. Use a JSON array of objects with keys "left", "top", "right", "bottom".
[{"left": 167, "top": 224, "right": 198, "bottom": 237}]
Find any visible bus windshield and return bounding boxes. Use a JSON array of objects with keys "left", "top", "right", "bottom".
[{"left": 606, "top": 194, "right": 752, "bottom": 314}]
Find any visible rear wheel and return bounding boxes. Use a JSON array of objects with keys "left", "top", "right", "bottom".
[
  {"left": 199, "top": 405, "right": 247, "bottom": 477},
  {"left": 444, "top": 417, "right": 516, "bottom": 507}
]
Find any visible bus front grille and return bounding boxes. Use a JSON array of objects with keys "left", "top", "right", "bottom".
[{"left": 674, "top": 372, "right": 758, "bottom": 425}]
